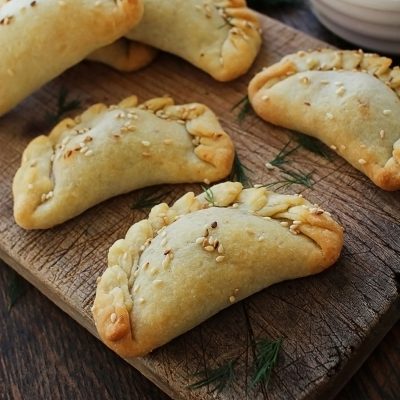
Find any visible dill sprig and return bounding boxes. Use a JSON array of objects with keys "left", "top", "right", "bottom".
[
  {"left": 251, "top": 338, "right": 282, "bottom": 388},
  {"left": 264, "top": 168, "right": 314, "bottom": 190},
  {"left": 229, "top": 152, "right": 253, "bottom": 188},
  {"left": 269, "top": 141, "right": 300, "bottom": 167},
  {"left": 232, "top": 95, "right": 252, "bottom": 124},
  {"left": 202, "top": 185, "right": 216, "bottom": 206},
  {"left": 188, "top": 358, "right": 238, "bottom": 393},
  {"left": 7, "top": 270, "right": 29, "bottom": 312},
  {"left": 296, "top": 133, "right": 332, "bottom": 160},
  {"left": 131, "top": 187, "right": 171, "bottom": 210},
  {"left": 46, "top": 86, "right": 81, "bottom": 124}
]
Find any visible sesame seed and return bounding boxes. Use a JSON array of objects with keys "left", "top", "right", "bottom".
[
  {"left": 137, "top": 298, "right": 145, "bottom": 304},
  {"left": 153, "top": 279, "right": 163, "bottom": 286},
  {"left": 141, "top": 140, "right": 151, "bottom": 146},
  {"left": 320, "top": 80, "right": 329, "bottom": 84},
  {"left": 232, "top": 203, "right": 239, "bottom": 208},
  {"left": 110, "top": 313, "right": 117, "bottom": 323},
  {"left": 330, "top": 145, "right": 337, "bottom": 150},
  {"left": 84, "top": 150, "right": 93, "bottom": 157},
  {"left": 280, "top": 221, "right": 289, "bottom": 227},
  {"left": 161, "top": 238, "right": 168, "bottom": 246},
  {"left": 208, "top": 236, "right": 214, "bottom": 246},
  {"left": 258, "top": 235, "right": 265, "bottom": 241},
  {"left": 300, "top": 76, "right": 310, "bottom": 85},
  {"left": 216, "top": 255, "right": 225, "bottom": 263},
  {"left": 217, "top": 244, "right": 224, "bottom": 254},
  {"left": 229, "top": 296, "right": 236, "bottom": 303},
  {"left": 383, "top": 109, "right": 392, "bottom": 115},
  {"left": 204, "top": 246, "right": 214, "bottom": 252},
  {"left": 265, "top": 162, "right": 275, "bottom": 170},
  {"left": 142, "top": 152, "right": 151, "bottom": 157},
  {"left": 292, "top": 220, "right": 302, "bottom": 225},
  {"left": 254, "top": 184, "right": 263, "bottom": 188},
  {"left": 262, "top": 95, "right": 269, "bottom": 101},
  {"left": 203, "top": 178, "right": 210, "bottom": 185},
  {"left": 379, "top": 130, "right": 385, "bottom": 139},
  {"left": 162, "top": 254, "right": 170, "bottom": 268},
  {"left": 326, "top": 112, "right": 334, "bottom": 120},
  {"left": 164, "top": 139, "right": 172, "bottom": 145},
  {"left": 336, "top": 87, "right": 346, "bottom": 96},
  {"left": 196, "top": 237, "right": 205, "bottom": 244},
  {"left": 358, "top": 159, "right": 367, "bottom": 165}
]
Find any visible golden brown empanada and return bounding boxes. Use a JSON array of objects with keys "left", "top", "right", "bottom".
[
  {"left": 0, "top": 0, "right": 143, "bottom": 117},
  {"left": 248, "top": 49, "right": 400, "bottom": 191},
  {"left": 90, "top": 0, "right": 262, "bottom": 81},
  {"left": 87, "top": 38, "right": 158, "bottom": 72},
  {"left": 92, "top": 181, "right": 343, "bottom": 358},
  {"left": 13, "top": 96, "right": 234, "bottom": 229}
]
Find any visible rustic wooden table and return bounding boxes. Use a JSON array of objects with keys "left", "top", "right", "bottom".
[{"left": 1, "top": 1, "right": 399, "bottom": 399}]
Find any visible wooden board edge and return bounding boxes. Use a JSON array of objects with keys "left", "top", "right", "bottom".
[
  {"left": 0, "top": 249, "right": 183, "bottom": 400},
  {"left": 315, "top": 299, "right": 400, "bottom": 400}
]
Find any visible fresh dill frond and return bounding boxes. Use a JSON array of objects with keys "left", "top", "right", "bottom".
[
  {"left": 189, "top": 358, "right": 238, "bottom": 393},
  {"left": 269, "top": 141, "right": 300, "bottom": 167},
  {"left": 264, "top": 168, "right": 314, "bottom": 190},
  {"left": 202, "top": 185, "right": 216, "bottom": 206},
  {"left": 229, "top": 152, "right": 253, "bottom": 188},
  {"left": 46, "top": 86, "right": 81, "bottom": 124},
  {"left": 296, "top": 133, "right": 332, "bottom": 160},
  {"left": 250, "top": 338, "right": 282, "bottom": 388},
  {"left": 232, "top": 95, "right": 252, "bottom": 124},
  {"left": 7, "top": 270, "right": 29, "bottom": 312},
  {"left": 131, "top": 187, "right": 171, "bottom": 210}
]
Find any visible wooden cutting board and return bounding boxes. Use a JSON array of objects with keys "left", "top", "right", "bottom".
[{"left": 0, "top": 15, "right": 399, "bottom": 400}]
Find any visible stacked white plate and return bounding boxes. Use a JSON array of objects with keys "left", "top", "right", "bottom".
[{"left": 310, "top": 0, "right": 400, "bottom": 54}]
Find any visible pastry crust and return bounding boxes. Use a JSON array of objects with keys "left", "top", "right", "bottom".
[
  {"left": 87, "top": 39, "right": 158, "bottom": 72},
  {"left": 92, "top": 182, "right": 344, "bottom": 358},
  {"left": 94, "top": 0, "right": 261, "bottom": 81},
  {"left": 248, "top": 49, "right": 400, "bottom": 191},
  {"left": 13, "top": 96, "right": 234, "bottom": 229},
  {"left": 0, "top": 0, "right": 143, "bottom": 116}
]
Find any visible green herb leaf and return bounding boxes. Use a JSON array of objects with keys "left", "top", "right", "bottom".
[
  {"left": 201, "top": 185, "right": 216, "bottom": 207},
  {"left": 251, "top": 338, "right": 282, "bottom": 388},
  {"left": 131, "top": 187, "right": 172, "bottom": 210},
  {"left": 189, "top": 358, "right": 238, "bottom": 393},
  {"left": 232, "top": 95, "right": 252, "bottom": 124},
  {"left": 7, "top": 270, "right": 28, "bottom": 312},
  {"left": 269, "top": 141, "right": 300, "bottom": 167},
  {"left": 264, "top": 168, "right": 314, "bottom": 190},
  {"left": 296, "top": 133, "right": 332, "bottom": 160},
  {"left": 229, "top": 152, "right": 253, "bottom": 188},
  {"left": 46, "top": 86, "right": 81, "bottom": 124}
]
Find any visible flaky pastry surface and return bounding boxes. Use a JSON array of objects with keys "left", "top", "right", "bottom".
[
  {"left": 93, "top": 181, "right": 343, "bottom": 358},
  {"left": 248, "top": 49, "right": 400, "bottom": 191},
  {"left": 0, "top": 0, "right": 143, "bottom": 116},
  {"left": 13, "top": 96, "right": 234, "bottom": 229}
]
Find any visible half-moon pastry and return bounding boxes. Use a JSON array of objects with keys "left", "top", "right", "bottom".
[
  {"left": 92, "top": 181, "right": 343, "bottom": 357},
  {"left": 13, "top": 96, "right": 234, "bottom": 229},
  {"left": 0, "top": 0, "right": 143, "bottom": 116},
  {"left": 248, "top": 49, "right": 400, "bottom": 191},
  {"left": 90, "top": 0, "right": 262, "bottom": 81}
]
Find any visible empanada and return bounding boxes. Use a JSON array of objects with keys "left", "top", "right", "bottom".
[
  {"left": 92, "top": 181, "right": 343, "bottom": 358},
  {"left": 248, "top": 49, "right": 400, "bottom": 191},
  {"left": 0, "top": 0, "right": 143, "bottom": 117},
  {"left": 13, "top": 96, "right": 234, "bottom": 229},
  {"left": 87, "top": 39, "right": 158, "bottom": 72},
  {"left": 91, "top": 0, "right": 262, "bottom": 81}
]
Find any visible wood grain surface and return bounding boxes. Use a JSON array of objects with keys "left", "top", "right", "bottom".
[{"left": 1, "top": 3, "right": 399, "bottom": 400}]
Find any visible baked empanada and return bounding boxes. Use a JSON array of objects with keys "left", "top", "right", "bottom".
[
  {"left": 92, "top": 181, "right": 343, "bottom": 358},
  {"left": 13, "top": 96, "right": 234, "bottom": 229},
  {"left": 91, "top": 0, "right": 262, "bottom": 81},
  {"left": 248, "top": 49, "right": 400, "bottom": 191},
  {"left": 87, "top": 39, "right": 157, "bottom": 72},
  {"left": 0, "top": 0, "right": 143, "bottom": 117}
]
